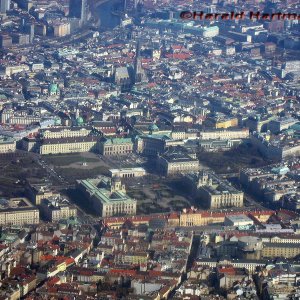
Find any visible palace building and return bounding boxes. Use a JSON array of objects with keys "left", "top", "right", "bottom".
[
  {"left": 185, "top": 171, "right": 244, "bottom": 209},
  {"left": 40, "top": 136, "right": 99, "bottom": 155},
  {"left": 77, "top": 176, "right": 137, "bottom": 217},
  {"left": 99, "top": 137, "right": 134, "bottom": 156},
  {"left": 157, "top": 148, "right": 199, "bottom": 175}
]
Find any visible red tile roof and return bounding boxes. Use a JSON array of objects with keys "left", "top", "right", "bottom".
[{"left": 109, "top": 269, "right": 137, "bottom": 276}]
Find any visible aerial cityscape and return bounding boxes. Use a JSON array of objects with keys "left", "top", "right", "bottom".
[{"left": 0, "top": 0, "right": 299, "bottom": 299}]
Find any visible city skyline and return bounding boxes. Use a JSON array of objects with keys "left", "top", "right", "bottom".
[{"left": 0, "top": 0, "right": 299, "bottom": 299}]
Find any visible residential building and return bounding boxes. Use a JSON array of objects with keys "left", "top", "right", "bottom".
[
  {"left": 136, "top": 134, "right": 177, "bottom": 156},
  {"left": 246, "top": 115, "right": 275, "bottom": 132},
  {"left": 0, "top": 64, "right": 30, "bottom": 76},
  {"left": 185, "top": 171, "right": 244, "bottom": 209},
  {"left": 0, "top": 136, "right": 16, "bottom": 153},
  {"left": 199, "top": 128, "right": 249, "bottom": 140},
  {"left": 0, "top": 108, "right": 40, "bottom": 125},
  {"left": 157, "top": 148, "right": 199, "bottom": 175},
  {"left": 0, "top": 0, "right": 10, "bottom": 13},
  {"left": 40, "top": 126, "right": 93, "bottom": 139},
  {"left": 217, "top": 266, "right": 249, "bottom": 289},
  {"left": 0, "top": 34, "right": 12, "bottom": 48},
  {"left": 250, "top": 132, "right": 300, "bottom": 160},
  {"left": 199, "top": 139, "right": 242, "bottom": 152},
  {"left": 205, "top": 116, "right": 239, "bottom": 129},
  {"left": 26, "top": 183, "right": 60, "bottom": 205},
  {"left": 179, "top": 209, "right": 272, "bottom": 227},
  {"left": 261, "top": 243, "right": 300, "bottom": 259},
  {"left": 0, "top": 198, "right": 39, "bottom": 226},
  {"left": 268, "top": 117, "right": 298, "bottom": 134},
  {"left": 199, "top": 182, "right": 244, "bottom": 209},
  {"left": 22, "top": 138, "right": 40, "bottom": 152},
  {"left": 40, "top": 198, "right": 77, "bottom": 222}
]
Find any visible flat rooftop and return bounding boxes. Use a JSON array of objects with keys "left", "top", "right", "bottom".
[
  {"left": 0, "top": 197, "right": 36, "bottom": 212},
  {"left": 225, "top": 214, "right": 253, "bottom": 222},
  {"left": 0, "top": 135, "right": 15, "bottom": 144},
  {"left": 162, "top": 151, "right": 198, "bottom": 163},
  {"left": 109, "top": 167, "right": 146, "bottom": 173}
]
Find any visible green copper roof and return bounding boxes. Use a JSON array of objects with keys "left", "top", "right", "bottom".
[
  {"left": 290, "top": 123, "right": 300, "bottom": 131},
  {"left": 54, "top": 117, "right": 61, "bottom": 125},
  {"left": 49, "top": 83, "right": 58, "bottom": 93},
  {"left": 149, "top": 123, "right": 159, "bottom": 131},
  {"left": 76, "top": 117, "right": 84, "bottom": 125},
  {"left": 79, "top": 178, "right": 136, "bottom": 205},
  {"left": 104, "top": 138, "right": 133, "bottom": 145}
]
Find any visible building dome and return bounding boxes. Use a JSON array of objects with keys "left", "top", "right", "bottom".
[
  {"left": 76, "top": 117, "right": 84, "bottom": 126},
  {"left": 49, "top": 83, "right": 58, "bottom": 94},
  {"left": 149, "top": 123, "right": 159, "bottom": 132},
  {"left": 54, "top": 117, "right": 61, "bottom": 126}
]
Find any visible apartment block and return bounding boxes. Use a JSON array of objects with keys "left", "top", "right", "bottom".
[{"left": 0, "top": 198, "right": 39, "bottom": 226}]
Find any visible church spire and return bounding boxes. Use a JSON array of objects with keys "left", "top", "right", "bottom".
[{"left": 133, "top": 39, "right": 145, "bottom": 84}]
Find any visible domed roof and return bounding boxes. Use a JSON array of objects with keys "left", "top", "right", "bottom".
[
  {"left": 49, "top": 83, "right": 58, "bottom": 93},
  {"left": 76, "top": 117, "right": 84, "bottom": 125},
  {"left": 149, "top": 123, "right": 159, "bottom": 131},
  {"left": 54, "top": 117, "right": 61, "bottom": 125}
]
